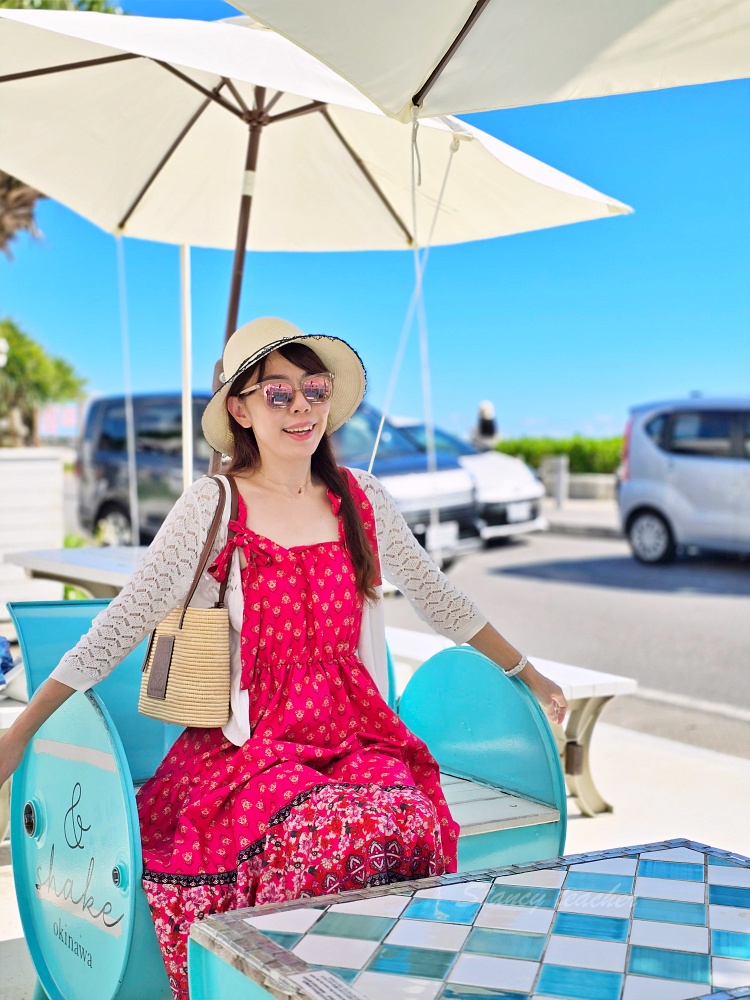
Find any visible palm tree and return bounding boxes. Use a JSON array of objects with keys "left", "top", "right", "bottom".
[
  {"left": 0, "top": 0, "right": 121, "bottom": 256},
  {"left": 0, "top": 172, "right": 43, "bottom": 258}
]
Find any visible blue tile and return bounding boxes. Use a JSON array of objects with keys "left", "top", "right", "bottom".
[
  {"left": 638, "top": 860, "right": 704, "bottom": 881},
  {"left": 551, "top": 910, "right": 629, "bottom": 941},
  {"left": 564, "top": 871, "right": 634, "bottom": 894},
  {"left": 368, "top": 944, "right": 456, "bottom": 980},
  {"left": 628, "top": 945, "right": 710, "bottom": 983},
  {"left": 465, "top": 927, "right": 545, "bottom": 960},
  {"left": 632, "top": 897, "right": 707, "bottom": 926},
  {"left": 309, "top": 912, "right": 395, "bottom": 940},
  {"left": 259, "top": 930, "right": 302, "bottom": 949},
  {"left": 403, "top": 898, "right": 481, "bottom": 924},
  {"left": 710, "top": 884, "right": 750, "bottom": 909},
  {"left": 486, "top": 884, "right": 559, "bottom": 909},
  {"left": 309, "top": 965, "right": 359, "bottom": 983},
  {"left": 440, "top": 988, "right": 529, "bottom": 999},
  {"left": 536, "top": 964, "right": 622, "bottom": 1000},
  {"left": 712, "top": 929, "right": 750, "bottom": 959}
]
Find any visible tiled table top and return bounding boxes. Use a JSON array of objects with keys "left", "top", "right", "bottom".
[{"left": 191, "top": 839, "right": 750, "bottom": 1000}]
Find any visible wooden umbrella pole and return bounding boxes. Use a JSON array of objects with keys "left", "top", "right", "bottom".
[
  {"left": 209, "top": 88, "right": 267, "bottom": 474},
  {"left": 224, "top": 85, "right": 267, "bottom": 345}
]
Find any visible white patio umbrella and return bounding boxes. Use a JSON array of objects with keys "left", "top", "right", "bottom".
[
  {"left": 228, "top": 0, "right": 750, "bottom": 121},
  {"left": 0, "top": 9, "right": 629, "bottom": 535}
]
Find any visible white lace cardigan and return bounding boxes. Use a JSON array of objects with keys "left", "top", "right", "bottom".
[{"left": 51, "top": 469, "right": 488, "bottom": 746}]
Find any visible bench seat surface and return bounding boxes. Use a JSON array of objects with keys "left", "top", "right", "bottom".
[{"left": 440, "top": 772, "right": 559, "bottom": 838}]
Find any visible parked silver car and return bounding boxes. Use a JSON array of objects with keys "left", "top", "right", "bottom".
[{"left": 618, "top": 398, "right": 750, "bottom": 563}]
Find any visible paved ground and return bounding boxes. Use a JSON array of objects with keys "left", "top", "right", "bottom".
[{"left": 385, "top": 529, "right": 750, "bottom": 756}]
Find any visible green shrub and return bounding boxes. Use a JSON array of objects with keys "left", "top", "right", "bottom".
[{"left": 496, "top": 435, "right": 623, "bottom": 474}]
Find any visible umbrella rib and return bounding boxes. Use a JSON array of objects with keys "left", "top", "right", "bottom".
[
  {"left": 0, "top": 52, "right": 137, "bottom": 85},
  {"left": 412, "top": 0, "right": 491, "bottom": 110},
  {"left": 267, "top": 100, "right": 325, "bottom": 124},
  {"left": 152, "top": 60, "right": 245, "bottom": 121},
  {"left": 264, "top": 90, "right": 285, "bottom": 115},
  {"left": 117, "top": 83, "right": 225, "bottom": 232},
  {"left": 223, "top": 77, "right": 251, "bottom": 116},
  {"left": 319, "top": 108, "right": 413, "bottom": 247}
]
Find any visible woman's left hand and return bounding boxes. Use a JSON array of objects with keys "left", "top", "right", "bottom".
[
  {"left": 524, "top": 667, "right": 567, "bottom": 727},
  {"left": 466, "top": 625, "right": 567, "bottom": 727}
]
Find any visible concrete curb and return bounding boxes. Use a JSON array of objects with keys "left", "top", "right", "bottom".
[{"left": 545, "top": 520, "right": 624, "bottom": 540}]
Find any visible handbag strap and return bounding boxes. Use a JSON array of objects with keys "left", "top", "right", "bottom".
[
  {"left": 178, "top": 475, "right": 239, "bottom": 625},
  {"left": 217, "top": 476, "right": 239, "bottom": 607}
]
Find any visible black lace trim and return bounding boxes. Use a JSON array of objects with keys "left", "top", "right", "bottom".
[{"left": 142, "top": 780, "right": 414, "bottom": 888}]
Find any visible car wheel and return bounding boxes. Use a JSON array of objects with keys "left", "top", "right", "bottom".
[
  {"left": 628, "top": 510, "right": 676, "bottom": 565},
  {"left": 95, "top": 506, "right": 132, "bottom": 546}
]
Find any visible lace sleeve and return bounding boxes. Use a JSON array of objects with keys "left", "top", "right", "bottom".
[
  {"left": 50, "top": 477, "right": 221, "bottom": 691},
  {"left": 349, "top": 468, "right": 488, "bottom": 645}
]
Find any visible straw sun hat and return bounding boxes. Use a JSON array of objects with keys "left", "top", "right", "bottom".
[{"left": 201, "top": 317, "right": 367, "bottom": 456}]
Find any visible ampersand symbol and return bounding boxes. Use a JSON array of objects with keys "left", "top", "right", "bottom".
[{"left": 63, "top": 782, "right": 91, "bottom": 851}]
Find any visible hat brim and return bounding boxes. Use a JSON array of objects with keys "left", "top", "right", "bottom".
[{"left": 201, "top": 335, "right": 366, "bottom": 456}]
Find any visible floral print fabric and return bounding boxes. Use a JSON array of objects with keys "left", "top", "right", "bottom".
[{"left": 136, "top": 472, "right": 458, "bottom": 999}]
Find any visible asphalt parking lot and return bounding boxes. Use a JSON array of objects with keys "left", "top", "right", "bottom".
[{"left": 385, "top": 530, "right": 750, "bottom": 759}]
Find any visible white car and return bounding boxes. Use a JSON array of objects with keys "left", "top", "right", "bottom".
[
  {"left": 332, "top": 405, "right": 482, "bottom": 557},
  {"left": 393, "top": 421, "right": 547, "bottom": 542},
  {"left": 619, "top": 397, "right": 750, "bottom": 563}
]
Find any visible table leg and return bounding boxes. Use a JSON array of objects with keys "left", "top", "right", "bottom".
[
  {"left": 0, "top": 727, "right": 10, "bottom": 841},
  {"left": 558, "top": 696, "right": 614, "bottom": 817}
]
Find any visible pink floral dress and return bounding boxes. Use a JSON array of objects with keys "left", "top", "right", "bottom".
[{"left": 135, "top": 472, "right": 459, "bottom": 1000}]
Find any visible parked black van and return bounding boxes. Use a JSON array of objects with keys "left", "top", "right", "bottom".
[{"left": 78, "top": 394, "right": 213, "bottom": 544}]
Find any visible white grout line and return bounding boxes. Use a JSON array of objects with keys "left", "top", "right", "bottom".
[{"left": 633, "top": 686, "right": 750, "bottom": 723}]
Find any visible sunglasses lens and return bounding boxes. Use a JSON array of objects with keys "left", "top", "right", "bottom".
[
  {"left": 303, "top": 375, "right": 332, "bottom": 402},
  {"left": 263, "top": 382, "right": 295, "bottom": 408}
]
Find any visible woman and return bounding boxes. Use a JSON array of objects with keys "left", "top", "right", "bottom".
[{"left": 0, "top": 317, "right": 566, "bottom": 999}]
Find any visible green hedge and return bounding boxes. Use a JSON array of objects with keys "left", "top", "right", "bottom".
[{"left": 496, "top": 435, "right": 623, "bottom": 474}]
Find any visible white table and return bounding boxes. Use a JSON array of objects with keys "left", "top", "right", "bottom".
[
  {"left": 4, "top": 546, "right": 147, "bottom": 599},
  {"left": 386, "top": 626, "right": 638, "bottom": 818}
]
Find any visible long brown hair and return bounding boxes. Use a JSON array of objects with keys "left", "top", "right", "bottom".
[{"left": 226, "top": 343, "right": 378, "bottom": 601}]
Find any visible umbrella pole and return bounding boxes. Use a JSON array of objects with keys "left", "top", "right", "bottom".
[
  {"left": 209, "top": 90, "right": 267, "bottom": 475},
  {"left": 224, "top": 89, "right": 266, "bottom": 345},
  {"left": 115, "top": 236, "right": 140, "bottom": 546},
  {"left": 180, "top": 244, "right": 193, "bottom": 492}
]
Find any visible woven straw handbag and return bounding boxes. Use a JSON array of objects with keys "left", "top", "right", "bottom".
[{"left": 138, "top": 475, "right": 239, "bottom": 727}]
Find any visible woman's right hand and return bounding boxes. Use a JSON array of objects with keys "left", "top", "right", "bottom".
[
  {"left": 0, "top": 678, "right": 76, "bottom": 789},
  {"left": 0, "top": 729, "right": 29, "bottom": 788}
]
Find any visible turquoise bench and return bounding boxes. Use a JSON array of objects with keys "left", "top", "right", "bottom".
[{"left": 8, "top": 600, "right": 565, "bottom": 1000}]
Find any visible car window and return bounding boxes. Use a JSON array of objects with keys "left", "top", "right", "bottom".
[
  {"left": 743, "top": 414, "right": 750, "bottom": 460},
  {"left": 98, "top": 404, "right": 126, "bottom": 453},
  {"left": 404, "top": 424, "right": 476, "bottom": 456},
  {"left": 137, "top": 402, "right": 182, "bottom": 456},
  {"left": 669, "top": 411, "right": 734, "bottom": 458},
  {"left": 332, "top": 408, "right": 418, "bottom": 463},
  {"left": 645, "top": 414, "right": 667, "bottom": 448}
]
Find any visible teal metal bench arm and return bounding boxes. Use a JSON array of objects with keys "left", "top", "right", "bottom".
[{"left": 397, "top": 644, "right": 567, "bottom": 870}]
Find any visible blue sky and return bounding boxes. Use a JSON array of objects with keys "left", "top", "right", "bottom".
[{"left": 1, "top": 0, "right": 748, "bottom": 440}]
